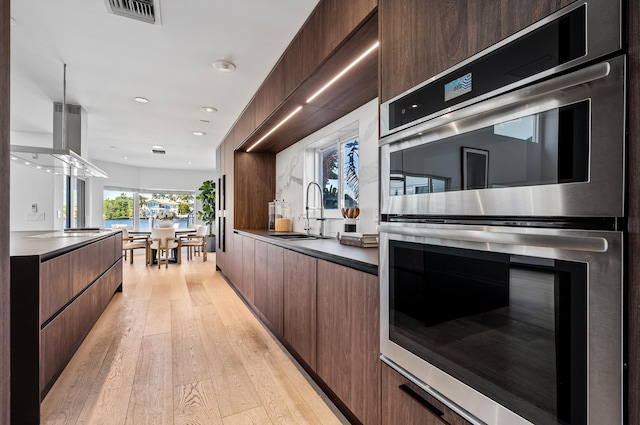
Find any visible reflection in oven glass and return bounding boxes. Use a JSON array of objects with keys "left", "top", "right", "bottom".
[
  {"left": 389, "top": 240, "right": 587, "bottom": 425},
  {"left": 389, "top": 101, "right": 589, "bottom": 196}
]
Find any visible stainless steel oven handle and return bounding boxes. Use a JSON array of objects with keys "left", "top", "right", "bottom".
[
  {"left": 379, "top": 60, "right": 612, "bottom": 147},
  {"left": 378, "top": 223, "right": 608, "bottom": 253}
]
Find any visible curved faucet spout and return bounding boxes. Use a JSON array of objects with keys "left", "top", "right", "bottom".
[{"left": 305, "top": 181, "right": 325, "bottom": 237}]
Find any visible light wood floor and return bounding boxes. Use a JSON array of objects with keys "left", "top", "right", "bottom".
[{"left": 41, "top": 251, "right": 349, "bottom": 425}]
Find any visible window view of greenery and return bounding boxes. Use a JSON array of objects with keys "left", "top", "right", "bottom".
[
  {"left": 319, "top": 138, "right": 359, "bottom": 209},
  {"left": 103, "top": 189, "right": 195, "bottom": 230}
]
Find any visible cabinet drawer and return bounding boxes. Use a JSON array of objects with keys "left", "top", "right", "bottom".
[{"left": 382, "top": 362, "right": 472, "bottom": 425}]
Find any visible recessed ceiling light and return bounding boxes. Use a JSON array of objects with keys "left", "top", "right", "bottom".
[
  {"left": 188, "top": 161, "right": 192, "bottom": 165},
  {"left": 123, "top": 156, "right": 128, "bottom": 160},
  {"left": 212, "top": 60, "right": 236, "bottom": 72},
  {"left": 201, "top": 106, "right": 218, "bottom": 113},
  {"left": 193, "top": 131, "right": 206, "bottom": 136},
  {"left": 152, "top": 145, "right": 164, "bottom": 149},
  {"left": 134, "top": 97, "right": 149, "bottom": 103}
]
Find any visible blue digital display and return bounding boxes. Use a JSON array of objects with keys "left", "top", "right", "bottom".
[{"left": 444, "top": 73, "right": 472, "bottom": 102}]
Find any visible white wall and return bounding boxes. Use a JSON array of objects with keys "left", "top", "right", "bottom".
[
  {"left": 10, "top": 130, "right": 65, "bottom": 231},
  {"left": 10, "top": 163, "right": 65, "bottom": 231},
  {"left": 275, "top": 98, "right": 379, "bottom": 235}
]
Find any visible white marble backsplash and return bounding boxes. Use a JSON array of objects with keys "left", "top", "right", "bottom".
[{"left": 276, "top": 99, "right": 379, "bottom": 236}]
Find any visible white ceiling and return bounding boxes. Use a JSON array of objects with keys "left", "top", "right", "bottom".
[{"left": 10, "top": 0, "right": 320, "bottom": 172}]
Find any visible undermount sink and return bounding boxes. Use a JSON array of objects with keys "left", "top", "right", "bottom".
[{"left": 270, "top": 233, "right": 328, "bottom": 240}]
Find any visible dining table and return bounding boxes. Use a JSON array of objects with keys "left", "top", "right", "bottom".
[{"left": 129, "top": 228, "right": 197, "bottom": 264}]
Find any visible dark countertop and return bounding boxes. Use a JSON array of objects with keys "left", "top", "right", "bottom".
[
  {"left": 235, "top": 229, "right": 378, "bottom": 275},
  {"left": 10, "top": 229, "right": 120, "bottom": 260}
]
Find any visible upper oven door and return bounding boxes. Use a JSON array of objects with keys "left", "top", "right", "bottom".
[{"left": 380, "top": 55, "right": 626, "bottom": 218}]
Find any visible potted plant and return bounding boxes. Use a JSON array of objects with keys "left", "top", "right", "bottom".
[{"left": 196, "top": 179, "right": 216, "bottom": 252}]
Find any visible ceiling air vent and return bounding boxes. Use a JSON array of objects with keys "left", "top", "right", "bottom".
[
  {"left": 105, "top": 0, "right": 158, "bottom": 25},
  {"left": 152, "top": 149, "right": 166, "bottom": 155}
]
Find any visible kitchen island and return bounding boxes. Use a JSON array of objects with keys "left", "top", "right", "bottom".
[{"left": 10, "top": 229, "right": 123, "bottom": 425}]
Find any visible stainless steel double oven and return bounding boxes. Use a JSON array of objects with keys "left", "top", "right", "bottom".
[{"left": 379, "top": 1, "right": 626, "bottom": 424}]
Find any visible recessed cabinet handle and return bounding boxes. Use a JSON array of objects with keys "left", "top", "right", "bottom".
[{"left": 399, "top": 384, "right": 448, "bottom": 422}]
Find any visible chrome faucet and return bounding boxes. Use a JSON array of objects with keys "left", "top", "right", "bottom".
[{"left": 305, "top": 181, "right": 325, "bottom": 237}]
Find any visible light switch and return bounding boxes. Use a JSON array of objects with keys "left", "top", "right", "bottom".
[{"left": 31, "top": 203, "right": 37, "bottom": 213}]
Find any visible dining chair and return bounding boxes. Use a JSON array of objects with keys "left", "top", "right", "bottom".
[
  {"left": 121, "top": 228, "right": 149, "bottom": 264},
  {"left": 180, "top": 225, "right": 207, "bottom": 262},
  {"left": 149, "top": 227, "right": 181, "bottom": 268}
]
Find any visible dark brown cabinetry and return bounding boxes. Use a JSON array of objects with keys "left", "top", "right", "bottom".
[
  {"left": 253, "top": 239, "right": 269, "bottom": 316},
  {"left": 381, "top": 362, "right": 472, "bottom": 425},
  {"left": 264, "top": 244, "right": 284, "bottom": 336},
  {"left": 316, "top": 259, "right": 380, "bottom": 425},
  {"left": 379, "top": 0, "right": 575, "bottom": 102},
  {"left": 252, "top": 240, "right": 284, "bottom": 336},
  {"left": 283, "top": 251, "right": 317, "bottom": 370},
  {"left": 11, "top": 232, "right": 123, "bottom": 425},
  {"left": 241, "top": 235, "right": 256, "bottom": 304},
  {"left": 233, "top": 234, "right": 379, "bottom": 424}
]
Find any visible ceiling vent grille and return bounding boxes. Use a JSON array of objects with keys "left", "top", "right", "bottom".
[{"left": 106, "top": 0, "right": 157, "bottom": 24}]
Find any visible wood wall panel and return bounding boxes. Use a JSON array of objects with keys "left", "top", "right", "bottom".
[
  {"left": 254, "top": 63, "right": 284, "bottom": 125},
  {"left": 234, "top": 102, "right": 256, "bottom": 149},
  {"left": 379, "top": 0, "right": 575, "bottom": 102},
  {"left": 316, "top": 260, "right": 380, "bottom": 425},
  {"left": 466, "top": 0, "right": 502, "bottom": 59},
  {"left": 281, "top": 33, "right": 306, "bottom": 99},
  {"left": 242, "top": 236, "right": 255, "bottom": 304},
  {"left": 40, "top": 253, "right": 71, "bottom": 324},
  {"left": 283, "top": 251, "right": 317, "bottom": 370},
  {"left": 233, "top": 151, "right": 275, "bottom": 230},
  {"left": 628, "top": 0, "right": 640, "bottom": 422},
  {"left": 1, "top": 0, "right": 10, "bottom": 420}
]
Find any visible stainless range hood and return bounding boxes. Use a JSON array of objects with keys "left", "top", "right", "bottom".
[
  {"left": 10, "top": 64, "right": 108, "bottom": 179},
  {"left": 9, "top": 144, "right": 108, "bottom": 179}
]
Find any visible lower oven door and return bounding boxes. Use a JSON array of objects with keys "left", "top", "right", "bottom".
[{"left": 379, "top": 222, "right": 623, "bottom": 425}]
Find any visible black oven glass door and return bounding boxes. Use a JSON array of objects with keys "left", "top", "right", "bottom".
[
  {"left": 389, "top": 101, "right": 589, "bottom": 195},
  {"left": 389, "top": 240, "right": 585, "bottom": 425},
  {"left": 379, "top": 222, "right": 623, "bottom": 425}
]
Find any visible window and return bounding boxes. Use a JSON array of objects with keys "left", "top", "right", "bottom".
[
  {"left": 103, "top": 187, "right": 195, "bottom": 230},
  {"left": 317, "top": 137, "right": 359, "bottom": 210},
  {"left": 64, "top": 177, "right": 85, "bottom": 228}
]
